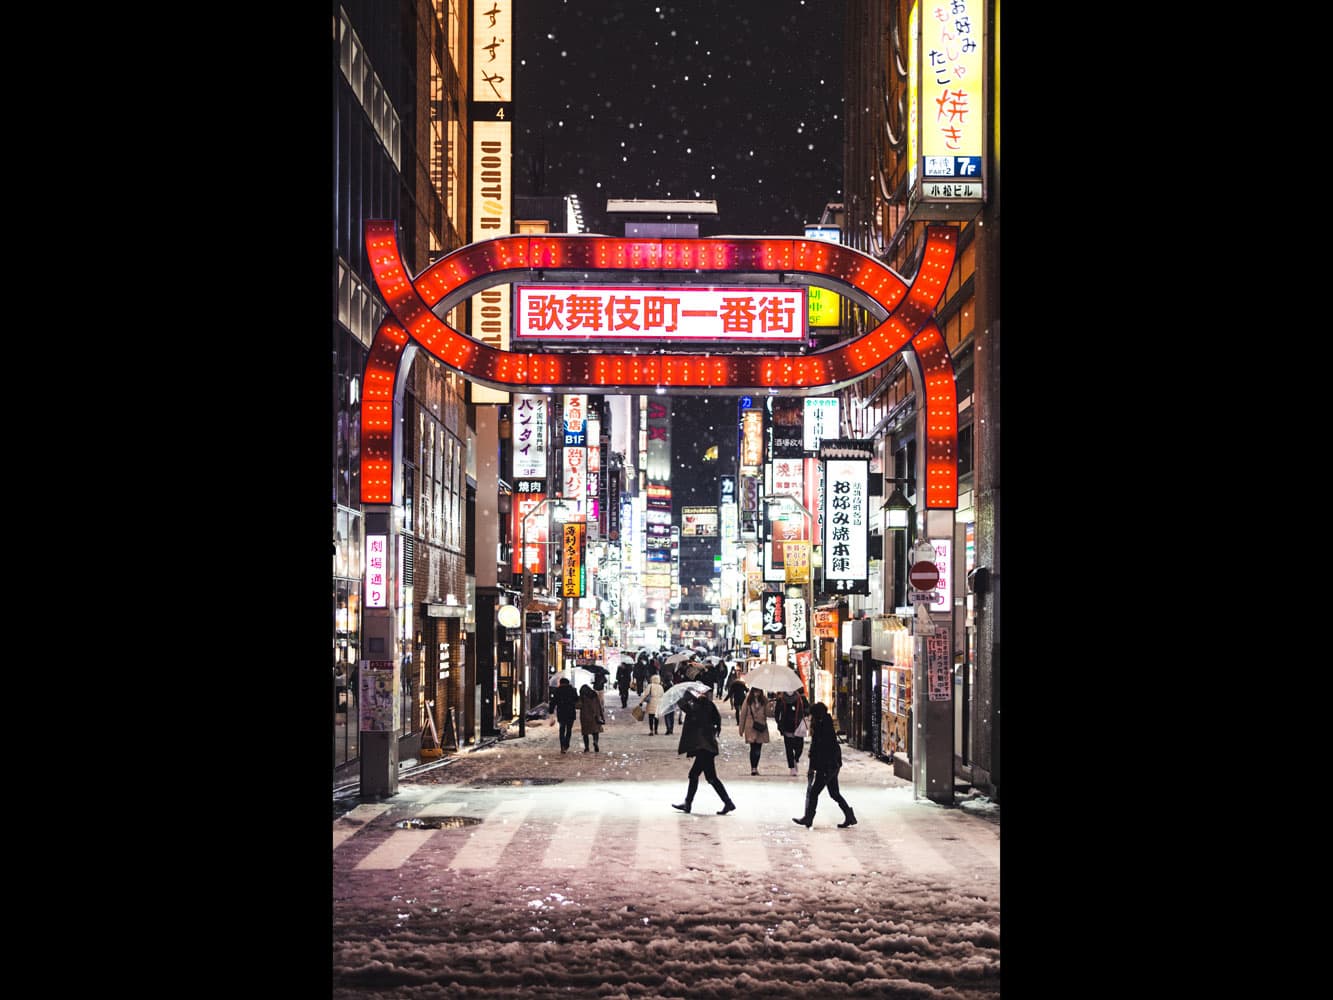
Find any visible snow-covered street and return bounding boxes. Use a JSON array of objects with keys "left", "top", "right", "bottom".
[{"left": 333, "top": 695, "right": 999, "bottom": 998}]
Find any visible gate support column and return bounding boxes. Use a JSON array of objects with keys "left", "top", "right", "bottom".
[
  {"left": 912, "top": 512, "right": 956, "bottom": 806},
  {"left": 360, "top": 506, "right": 401, "bottom": 799}
]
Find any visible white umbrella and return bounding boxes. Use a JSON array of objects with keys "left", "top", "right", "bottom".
[
  {"left": 703, "top": 655, "right": 724, "bottom": 666},
  {"left": 665, "top": 651, "right": 695, "bottom": 665},
  {"left": 553, "top": 666, "right": 596, "bottom": 690},
  {"left": 657, "top": 680, "right": 711, "bottom": 717},
  {"left": 742, "top": 662, "right": 804, "bottom": 694}
]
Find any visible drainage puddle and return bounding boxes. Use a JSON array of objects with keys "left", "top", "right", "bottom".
[
  {"left": 395, "top": 816, "right": 483, "bottom": 830},
  {"left": 469, "top": 778, "right": 566, "bottom": 786}
]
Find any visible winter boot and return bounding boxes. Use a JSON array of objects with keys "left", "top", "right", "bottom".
[
  {"left": 672, "top": 802, "right": 692, "bottom": 813},
  {"left": 792, "top": 815, "right": 813, "bottom": 827},
  {"left": 837, "top": 810, "right": 858, "bottom": 829},
  {"left": 717, "top": 801, "right": 736, "bottom": 815}
]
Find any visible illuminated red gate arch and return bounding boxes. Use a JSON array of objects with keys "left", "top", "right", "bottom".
[{"left": 361, "top": 220, "right": 959, "bottom": 509}]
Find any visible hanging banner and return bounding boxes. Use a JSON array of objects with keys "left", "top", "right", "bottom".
[
  {"left": 512, "top": 395, "right": 548, "bottom": 480},
  {"left": 512, "top": 490, "right": 548, "bottom": 575},
  {"left": 762, "top": 590, "right": 786, "bottom": 637},
  {"left": 770, "top": 397, "right": 805, "bottom": 458},
  {"left": 783, "top": 541, "right": 811, "bottom": 585},
  {"left": 740, "top": 408, "right": 764, "bottom": 469},
  {"left": 365, "top": 534, "right": 388, "bottom": 608},
  {"left": 472, "top": 1, "right": 512, "bottom": 102},
  {"left": 823, "top": 457, "right": 869, "bottom": 593},
  {"left": 563, "top": 447, "right": 586, "bottom": 500},
  {"left": 803, "top": 398, "right": 840, "bottom": 451},
  {"left": 907, "top": 0, "right": 985, "bottom": 217},
  {"left": 646, "top": 399, "right": 671, "bottom": 483},
  {"left": 787, "top": 594, "right": 808, "bottom": 644},
  {"left": 562, "top": 522, "right": 586, "bottom": 598},
  {"left": 469, "top": 119, "right": 511, "bottom": 403}
]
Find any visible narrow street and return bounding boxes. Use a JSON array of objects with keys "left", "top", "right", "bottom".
[{"left": 333, "top": 693, "right": 1000, "bottom": 998}]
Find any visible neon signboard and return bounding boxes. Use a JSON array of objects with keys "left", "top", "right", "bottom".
[
  {"left": 514, "top": 285, "right": 807, "bottom": 343},
  {"left": 360, "top": 225, "right": 959, "bottom": 510}
]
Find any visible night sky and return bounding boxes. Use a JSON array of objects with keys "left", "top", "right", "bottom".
[
  {"left": 509, "top": 3, "right": 843, "bottom": 519},
  {"left": 512, "top": 0, "right": 846, "bottom": 238}
]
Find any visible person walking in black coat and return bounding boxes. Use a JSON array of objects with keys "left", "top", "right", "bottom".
[
  {"left": 726, "top": 677, "right": 748, "bottom": 723},
  {"left": 774, "top": 689, "right": 810, "bottom": 777},
  {"left": 588, "top": 664, "right": 609, "bottom": 708},
  {"left": 671, "top": 691, "right": 736, "bottom": 815},
  {"left": 615, "top": 662, "right": 632, "bottom": 708},
  {"left": 792, "top": 701, "right": 857, "bottom": 828},
  {"left": 577, "top": 683, "right": 605, "bottom": 753},
  {"left": 549, "top": 676, "right": 579, "bottom": 754}
]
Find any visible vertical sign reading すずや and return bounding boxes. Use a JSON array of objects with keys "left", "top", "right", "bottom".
[{"left": 471, "top": 1, "right": 512, "bottom": 403}]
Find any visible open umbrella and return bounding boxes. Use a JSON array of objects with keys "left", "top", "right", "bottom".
[
  {"left": 742, "top": 662, "right": 804, "bottom": 694},
  {"left": 657, "top": 680, "right": 711, "bottom": 717},
  {"left": 665, "top": 651, "right": 695, "bottom": 665},
  {"left": 703, "top": 655, "right": 724, "bottom": 666},
  {"left": 681, "top": 662, "right": 707, "bottom": 680},
  {"left": 553, "top": 666, "right": 596, "bottom": 691}
]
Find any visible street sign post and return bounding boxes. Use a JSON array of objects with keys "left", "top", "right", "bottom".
[{"left": 909, "top": 560, "right": 940, "bottom": 591}]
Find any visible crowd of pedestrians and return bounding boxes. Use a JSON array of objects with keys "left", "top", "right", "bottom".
[{"left": 547, "top": 649, "right": 856, "bottom": 829}]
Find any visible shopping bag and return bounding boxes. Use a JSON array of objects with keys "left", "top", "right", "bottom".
[{"left": 631, "top": 704, "right": 646, "bottom": 722}]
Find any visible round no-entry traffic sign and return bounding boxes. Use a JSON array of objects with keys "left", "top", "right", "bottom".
[{"left": 909, "top": 561, "right": 940, "bottom": 591}]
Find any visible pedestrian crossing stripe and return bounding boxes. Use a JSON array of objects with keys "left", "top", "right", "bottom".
[
  {"left": 336, "top": 799, "right": 997, "bottom": 875},
  {"left": 447, "top": 799, "right": 535, "bottom": 869},
  {"left": 333, "top": 803, "right": 390, "bottom": 851}
]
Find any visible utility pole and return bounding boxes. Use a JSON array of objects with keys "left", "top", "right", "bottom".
[
  {"left": 518, "top": 496, "right": 571, "bottom": 737},
  {"left": 761, "top": 493, "right": 816, "bottom": 686}
]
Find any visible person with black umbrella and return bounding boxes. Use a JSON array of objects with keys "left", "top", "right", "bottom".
[
  {"left": 671, "top": 690, "right": 736, "bottom": 815},
  {"left": 588, "top": 663, "right": 610, "bottom": 708}
]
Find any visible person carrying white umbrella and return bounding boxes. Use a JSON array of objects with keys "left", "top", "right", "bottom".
[{"left": 737, "top": 686, "right": 771, "bottom": 775}]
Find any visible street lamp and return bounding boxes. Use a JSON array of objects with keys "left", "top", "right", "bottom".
[
  {"left": 879, "top": 478, "right": 915, "bottom": 610},
  {"left": 518, "top": 495, "right": 573, "bottom": 738},
  {"left": 881, "top": 480, "right": 914, "bottom": 531}
]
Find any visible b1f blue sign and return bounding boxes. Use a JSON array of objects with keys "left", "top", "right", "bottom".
[{"left": 924, "top": 156, "right": 981, "bottom": 178}]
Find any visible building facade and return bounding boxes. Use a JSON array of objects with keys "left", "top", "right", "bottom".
[
  {"left": 836, "top": 0, "right": 999, "bottom": 800},
  {"left": 333, "top": 1, "right": 472, "bottom": 777}
]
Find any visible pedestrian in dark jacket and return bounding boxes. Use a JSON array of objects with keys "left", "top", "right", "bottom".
[
  {"left": 792, "top": 701, "right": 857, "bottom": 828},
  {"left": 671, "top": 691, "right": 736, "bottom": 815},
  {"left": 589, "top": 665, "right": 609, "bottom": 708},
  {"left": 578, "top": 683, "right": 605, "bottom": 753},
  {"left": 549, "top": 676, "right": 579, "bottom": 754},
  {"left": 774, "top": 689, "right": 810, "bottom": 776},
  {"left": 726, "top": 678, "right": 748, "bottom": 722},
  {"left": 615, "top": 663, "right": 632, "bottom": 708}
]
